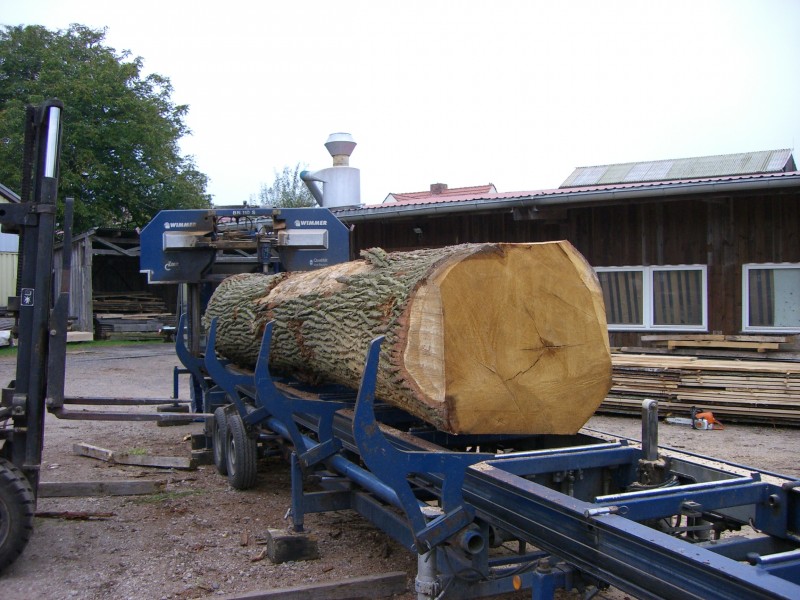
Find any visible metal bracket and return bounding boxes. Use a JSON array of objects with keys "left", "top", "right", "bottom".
[
  {"left": 175, "top": 314, "right": 210, "bottom": 395},
  {"left": 352, "top": 336, "right": 493, "bottom": 553},
  {"left": 11, "top": 393, "right": 27, "bottom": 416},
  {"left": 0, "top": 203, "right": 37, "bottom": 232},
  {"left": 253, "top": 321, "right": 348, "bottom": 468},
  {"left": 203, "top": 319, "right": 253, "bottom": 419}
]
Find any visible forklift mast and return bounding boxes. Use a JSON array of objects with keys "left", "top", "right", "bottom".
[{"left": 0, "top": 99, "right": 69, "bottom": 571}]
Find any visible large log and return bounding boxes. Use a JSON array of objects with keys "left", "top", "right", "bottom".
[{"left": 203, "top": 242, "right": 611, "bottom": 435}]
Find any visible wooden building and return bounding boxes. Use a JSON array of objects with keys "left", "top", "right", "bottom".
[
  {"left": 54, "top": 228, "right": 175, "bottom": 335},
  {"left": 333, "top": 149, "right": 800, "bottom": 348}
]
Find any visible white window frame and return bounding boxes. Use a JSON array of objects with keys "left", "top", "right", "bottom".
[
  {"left": 742, "top": 263, "right": 800, "bottom": 333},
  {"left": 595, "top": 265, "right": 708, "bottom": 332}
]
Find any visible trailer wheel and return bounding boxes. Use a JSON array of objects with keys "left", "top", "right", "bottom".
[
  {"left": 0, "top": 458, "right": 35, "bottom": 573},
  {"left": 226, "top": 414, "right": 258, "bottom": 490},
  {"left": 212, "top": 407, "right": 228, "bottom": 476}
]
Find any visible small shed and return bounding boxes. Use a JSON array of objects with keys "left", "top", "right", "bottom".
[{"left": 54, "top": 228, "right": 176, "bottom": 336}]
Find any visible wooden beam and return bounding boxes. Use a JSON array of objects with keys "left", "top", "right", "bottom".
[
  {"left": 35, "top": 511, "right": 115, "bottom": 521},
  {"left": 642, "top": 334, "right": 726, "bottom": 342},
  {"left": 66, "top": 331, "right": 93, "bottom": 343},
  {"left": 642, "top": 334, "right": 790, "bottom": 343},
  {"left": 73, "top": 443, "right": 114, "bottom": 462},
  {"left": 38, "top": 480, "right": 165, "bottom": 497},
  {"left": 73, "top": 443, "right": 197, "bottom": 470},
  {"left": 92, "top": 236, "right": 139, "bottom": 257},
  {"left": 666, "top": 340, "right": 780, "bottom": 351},
  {"left": 216, "top": 572, "right": 408, "bottom": 600},
  {"left": 265, "top": 529, "right": 319, "bottom": 563}
]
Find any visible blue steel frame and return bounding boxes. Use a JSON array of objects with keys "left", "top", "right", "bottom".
[{"left": 188, "top": 320, "right": 800, "bottom": 599}]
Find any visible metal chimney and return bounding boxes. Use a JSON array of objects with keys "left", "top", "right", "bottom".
[{"left": 301, "top": 133, "right": 361, "bottom": 208}]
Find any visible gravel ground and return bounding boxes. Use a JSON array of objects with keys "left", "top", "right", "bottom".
[{"left": 0, "top": 342, "right": 797, "bottom": 599}]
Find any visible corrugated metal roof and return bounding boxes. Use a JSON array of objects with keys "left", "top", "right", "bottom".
[
  {"left": 560, "top": 149, "right": 795, "bottom": 188},
  {"left": 332, "top": 170, "right": 800, "bottom": 221}
]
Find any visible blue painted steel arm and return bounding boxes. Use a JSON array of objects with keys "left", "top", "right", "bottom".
[
  {"left": 174, "top": 314, "right": 207, "bottom": 393},
  {"left": 352, "top": 336, "right": 493, "bottom": 553},
  {"left": 203, "top": 318, "right": 255, "bottom": 418},
  {"left": 253, "top": 321, "right": 348, "bottom": 465}
]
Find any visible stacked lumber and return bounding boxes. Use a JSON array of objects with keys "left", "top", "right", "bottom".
[
  {"left": 93, "top": 291, "right": 168, "bottom": 314},
  {"left": 94, "top": 314, "right": 175, "bottom": 340},
  {"left": 603, "top": 354, "right": 800, "bottom": 426},
  {"left": 204, "top": 242, "right": 612, "bottom": 436},
  {"left": 641, "top": 334, "right": 793, "bottom": 353}
]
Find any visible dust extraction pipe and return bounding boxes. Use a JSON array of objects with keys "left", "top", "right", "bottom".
[{"left": 302, "top": 133, "right": 361, "bottom": 209}]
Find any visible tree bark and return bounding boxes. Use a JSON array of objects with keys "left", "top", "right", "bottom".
[{"left": 203, "top": 242, "right": 611, "bottom": 435}]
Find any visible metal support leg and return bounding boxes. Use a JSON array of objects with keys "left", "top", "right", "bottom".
[
  {"left": 415, "top": 547, "right": 440, "bottom": 600},
  {"left": 530, "top": 558, "right": 572, "bottom": 600},
  {"left": 290, "top": 452, "right": 305, "bottom": 533},
  {"left": 637, "top": 399, "right": 667, "bottom": 487},
  {"left": 642, "top": 399, "right": 659, "bottom": 462}
]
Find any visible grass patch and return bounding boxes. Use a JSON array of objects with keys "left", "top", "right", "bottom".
[
  {"left": 0, "top": 338, "right": 166, "bottom": 358},
  {"left": 125, "top": 448, "right": 149, "bottom": 456},
  {"left": 134, "top": 490, "right": 204, "bottom": 504}
]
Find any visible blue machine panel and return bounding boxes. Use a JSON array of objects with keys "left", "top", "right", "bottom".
[{"left": 139, "top": 206, "right": 350, "bottom": 284}]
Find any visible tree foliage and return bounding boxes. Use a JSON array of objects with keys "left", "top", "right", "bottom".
[
  {"left": 0, "top": 24, "right": 211, "bottom": 233},
  {"left": 256, "top": 163, "right": 316, "bottom": 208}
]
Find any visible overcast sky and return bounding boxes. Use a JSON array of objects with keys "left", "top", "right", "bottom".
[{"left": 3, "top": 0, "right": 799, "bottom": 205}]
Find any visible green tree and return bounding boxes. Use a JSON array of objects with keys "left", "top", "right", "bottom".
[
  {"left": 256, "top": 163, "right": 316, "bottom": 208},
  {"left": 0, "top": 24, "right": 211, "bottom": 233}
]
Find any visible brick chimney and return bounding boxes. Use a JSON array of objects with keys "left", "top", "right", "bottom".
[{"left": 430, "top": 183, "right": 448, "bottom": 195}]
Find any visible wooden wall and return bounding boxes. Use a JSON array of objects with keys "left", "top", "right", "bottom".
[
  {"left": 346, "top": 189, "right": 800, "bottom": 347},
  {"left": 54, "top": 232, "right": 177, "bottom": 332}
]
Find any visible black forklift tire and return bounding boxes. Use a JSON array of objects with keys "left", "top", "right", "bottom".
[
  {"left": 0, "top": 458, "right": 35, "bottom": 573},
  {"left": 212, "top": 407, "right": 228, "bottom": 476},
  {"left": 225, "top": 413, "right": 258, "bottom": 490}
]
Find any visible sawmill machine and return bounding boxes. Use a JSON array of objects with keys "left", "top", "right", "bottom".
[
  {"left": 0, "top": 105, "right": 797, "bottom": 597},
  {"left": 139, "top": 134, "right": 800, "bottom": 599}
]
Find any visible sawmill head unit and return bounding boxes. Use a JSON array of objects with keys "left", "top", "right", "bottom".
[{"left": 139, "top": 205, "right": 351, "bottom": 285}]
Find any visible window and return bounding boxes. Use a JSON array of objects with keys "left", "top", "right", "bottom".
[
  {"left": 595, "top": 265, "right": 707, "bottom": 331},
  {"left": 743, "top": 264, "right": 800, "bottom": 332}
]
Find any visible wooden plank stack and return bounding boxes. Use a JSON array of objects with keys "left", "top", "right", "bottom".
[
  {"left": 603, "top": 353, "right": 800, "bottom": 426},
  {"left": 92, "top": 291, "right": 174, "bottom": 340},
  {"left": 641, "top": 334, "right": 792, "bottom": 353},
  {"left": 93, "top": 291, "right": 169, "bottom": 314}
]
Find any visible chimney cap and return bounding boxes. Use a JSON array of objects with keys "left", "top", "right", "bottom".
[
  {"left": 325, "top": 132, "right": 356, "bottom": 158},
  {"left": 430, "top": 183, "right": 448, "bottom": 194}
]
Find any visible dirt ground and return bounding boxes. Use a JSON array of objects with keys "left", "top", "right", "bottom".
[{"left": 0, "top": 343, "right": 797, "bottom": 599}]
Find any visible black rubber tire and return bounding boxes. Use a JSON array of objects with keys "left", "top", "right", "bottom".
[
  {"left": 225, "top": 413, "right": 258, "bottom": 490},
  {"left": 212, "top": 407, "right": 228, "bottom": 476},
  {"left": 0, "top": 458, "right": 35, "bottom": 573}
]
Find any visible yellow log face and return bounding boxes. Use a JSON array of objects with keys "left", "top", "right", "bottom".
[{"left": 430, "top": 242, "right": 611, "bottom": 434}]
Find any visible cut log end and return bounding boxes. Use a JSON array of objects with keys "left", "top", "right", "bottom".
[{"left": 402, "top": 242, "right": 611, "bottom": 435}]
